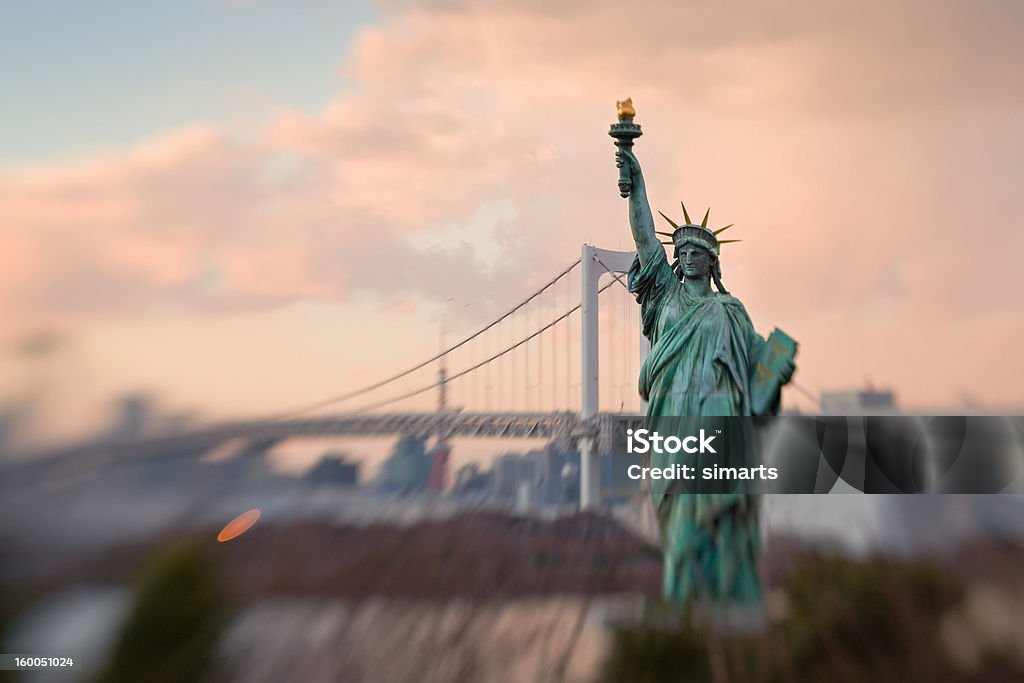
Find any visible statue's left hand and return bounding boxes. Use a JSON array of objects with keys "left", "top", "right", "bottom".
[{"left": 779, "top": 358, "right": 796, "bottom": 385}]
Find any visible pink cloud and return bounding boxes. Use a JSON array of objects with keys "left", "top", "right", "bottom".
[{"left": 2, "top": 0, "right": 1023, "bottom": 408}]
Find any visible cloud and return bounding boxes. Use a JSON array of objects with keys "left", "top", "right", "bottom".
[{"left": 2, "top": 0, "right": 1023, "bottom": 406}]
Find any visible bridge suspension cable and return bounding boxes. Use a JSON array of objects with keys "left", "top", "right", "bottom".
[
  {"left": 272, "top": 258, "right": 582, "bottom": 419},
  {"left": 350, "top": 276, "right": 623, "bottom": 414}
]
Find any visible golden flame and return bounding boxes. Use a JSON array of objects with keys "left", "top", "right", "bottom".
[{"left": 615, "top": 98, "right": 635, "bottom": 119}]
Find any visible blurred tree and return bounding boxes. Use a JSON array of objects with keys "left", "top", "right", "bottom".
[{"left": 96, "top": 540, "right": 226, "bottom": 683}]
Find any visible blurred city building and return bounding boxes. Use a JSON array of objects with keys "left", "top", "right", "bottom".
[
  {"left": 374, "top": 435, "right": 431, "bottom": 494},
  {"left": 821, "top": 387, "right": 898, "bottom": 414},
  {"left": 305, "top": 452, "right": 360, "bottom": 486}
]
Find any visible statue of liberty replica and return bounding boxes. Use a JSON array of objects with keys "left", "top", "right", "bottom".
[{"left": 610, "top": 99, "right": 797, "bottom": 615}]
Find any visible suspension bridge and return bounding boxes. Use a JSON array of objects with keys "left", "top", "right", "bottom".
[{"left": 11, "top": 246, "right": 811, "bottom": 508}]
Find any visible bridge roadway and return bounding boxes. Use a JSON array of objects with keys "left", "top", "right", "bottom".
[
  {"left": 8, "top": 411, "right": 647, "bottom": 476},
  {"left": 170, "top": 410, "right": 643, "bottom": 451}
]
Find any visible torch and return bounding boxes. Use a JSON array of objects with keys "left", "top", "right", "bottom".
[{"left": 608, "top": 98, "right": 642, "bottom": 198}]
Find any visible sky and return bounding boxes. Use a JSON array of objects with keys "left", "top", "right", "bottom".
[
  {"left": 3, "top": 0, "right": 1024, "bottom": 453},
  {"left": 1, "top": 1, "right": 373, "bottom": 162}
]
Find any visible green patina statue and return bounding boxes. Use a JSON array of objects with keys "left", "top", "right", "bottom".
[{"left": 611, "top": 101, "right": 797, "bottom": 612}]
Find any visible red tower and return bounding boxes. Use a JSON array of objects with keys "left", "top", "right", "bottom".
[{"left": 427, "top": 440, "right": 450, "bottom": 493}]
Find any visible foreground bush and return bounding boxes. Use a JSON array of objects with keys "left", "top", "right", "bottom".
[
  {"left": 97, "top": 539, "right": 226, "bottom": 683},
  {"left": 599, "top": 553, "right": 1023, "bottom": 683}
]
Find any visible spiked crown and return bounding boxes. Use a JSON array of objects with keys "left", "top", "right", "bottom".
[{"left": 655, "top": 202, "right": 741, "bottom": 258}]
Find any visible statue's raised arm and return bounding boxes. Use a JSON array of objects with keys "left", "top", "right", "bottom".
[
  {"left": 609, "top": 100, "right": 660, "bottom": 266},
  {"left": 615, "top": 148, "right": 661, "bottom": 266}
]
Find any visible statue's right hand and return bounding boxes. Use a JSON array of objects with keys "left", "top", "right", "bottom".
[{"left": 615, "top": 148, "right": 641, "bottom": 179}]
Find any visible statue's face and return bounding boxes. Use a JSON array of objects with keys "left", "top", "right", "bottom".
[{"left": 677, "top": 244, "right": 712, "bottom": 280}]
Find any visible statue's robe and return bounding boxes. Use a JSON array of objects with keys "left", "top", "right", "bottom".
[{"left": 628, "top": 249, "right": 781, "bottom": 607}]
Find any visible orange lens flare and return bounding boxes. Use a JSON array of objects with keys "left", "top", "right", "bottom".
[{"left": 217, "top": 509, "right": 261, "bottom": 542}]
